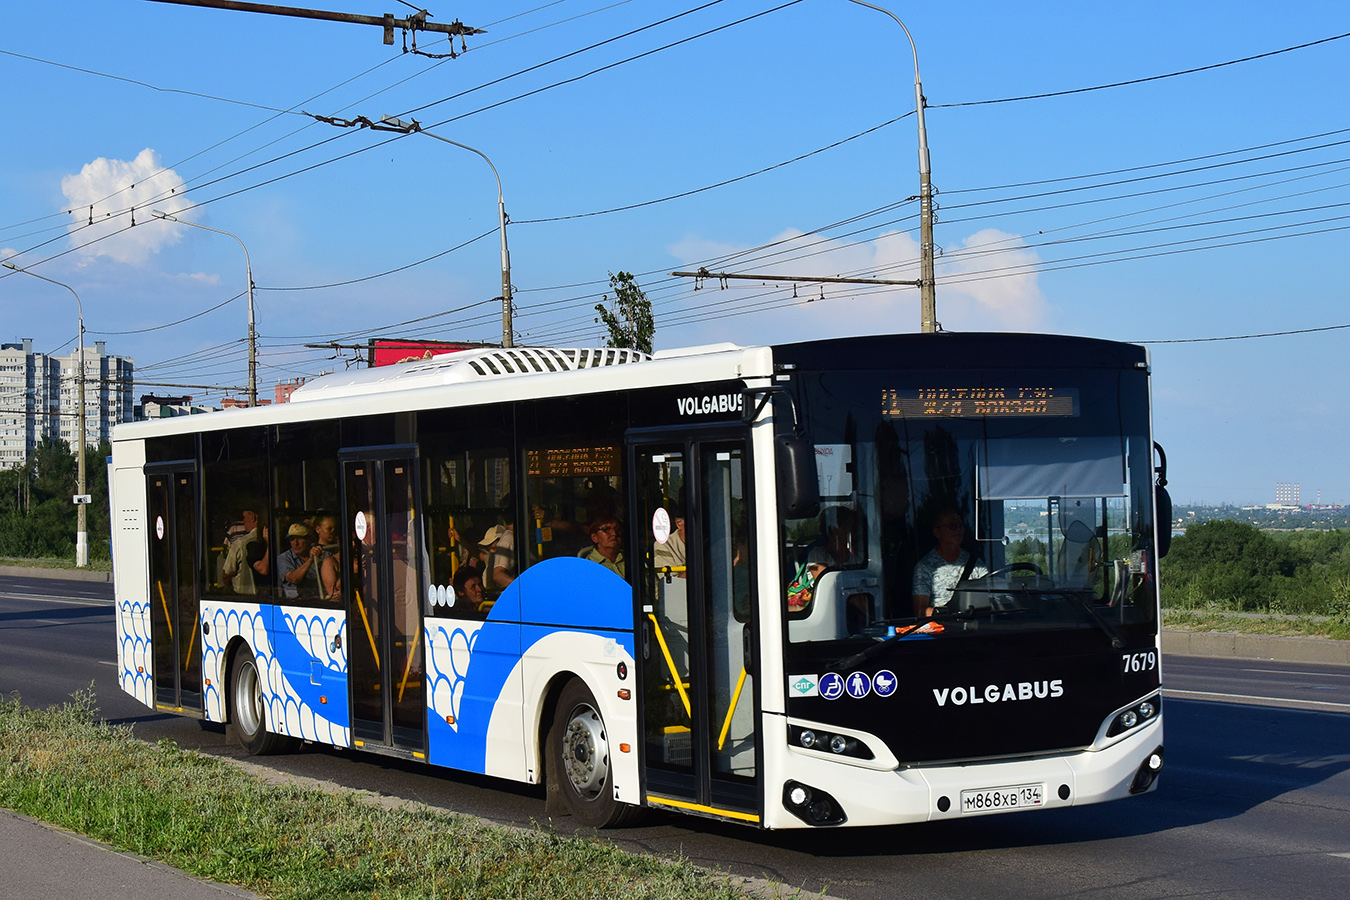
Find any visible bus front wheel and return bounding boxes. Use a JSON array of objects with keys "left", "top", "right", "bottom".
[
  {"left": 228, "top": 650, "right": 294, "bottom": 755},
  {"left": 548, "top": 679, "right": 641, "bottom": 828}
]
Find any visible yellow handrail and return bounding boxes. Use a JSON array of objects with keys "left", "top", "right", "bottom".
[
  {"left": 397, "top": 630, "right": 421, "bottom": 703},
  {"left": 182, "top": 607, "right": 197, "bottom": 671},
  {"left": 156, "top": 580, "right": 173, "bottom": 641},
  {"left": 354, "top": 588, "right": 380, "bottom": 670},
  {"left": 717, "top": 666, "right": 748, "bottom": 751},
  {"left": 646, "top": 612, "right": 691, "bottom": 718}
]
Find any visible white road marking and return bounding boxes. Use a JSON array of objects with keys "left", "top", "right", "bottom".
[
  {"left": 0, "top": 592, "right": 111, "bottom": 607},
  {"left": 1240, "top": 668, "right": 1350, "bottom": 679},
  {"left": 1165, "top": 688, "right": 1350, "bottom": 713}
]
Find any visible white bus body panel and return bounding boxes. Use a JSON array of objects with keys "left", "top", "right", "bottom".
[{"left": 111, "top": 441, "right": 153, "bottom": 709}]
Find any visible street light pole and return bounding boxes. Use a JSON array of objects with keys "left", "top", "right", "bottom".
[
  {"left": 2, "top": 261, "right": 89, "bottom": 566},
  {"left": 377, "top": 115, "right": 514, "bottom": 348},
  {"left": 844, "top": 0, "right": 937, "bottom": 333},
  {"left": 151, "top": 212, "right": 258, "bottom": 404}
]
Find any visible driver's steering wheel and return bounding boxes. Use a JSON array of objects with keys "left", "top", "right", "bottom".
[{"left": 986, "top": 562, "right": 1043, "bottom": 578}]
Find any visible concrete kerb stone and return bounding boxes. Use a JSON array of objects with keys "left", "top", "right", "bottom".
[
  {"left": 0, "top": 564, "right": 112, "bottom": 583},
  {"left": 1161, "top": 630, "right": 1350, "bottom": 665}
]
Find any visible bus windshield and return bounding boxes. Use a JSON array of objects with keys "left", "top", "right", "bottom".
[{"left": 782, "top": 365, "right": 1158, "bottom": 650}]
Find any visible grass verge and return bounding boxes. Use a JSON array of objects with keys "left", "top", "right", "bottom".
[
  {"left": 1163, "top": 609, "right": 1350, "bottom": 641},
  {"left": 0, "top": 690, "right": 757, "bottom": 900}
]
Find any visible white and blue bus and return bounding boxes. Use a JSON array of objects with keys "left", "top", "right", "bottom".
[{"left": 111, "top": 332, "right": 1169, "bottom": 828}]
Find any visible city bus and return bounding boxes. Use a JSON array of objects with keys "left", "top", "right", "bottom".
[{"left": 111, "top": 332, "right": 1169, "bottom": 829}]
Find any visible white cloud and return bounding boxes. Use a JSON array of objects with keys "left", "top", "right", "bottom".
[
  {"left": 936, "top": 229, "right": 1048, "bottom": 331},
  {"left": 61, "top": 149, "right": 194, "bottom": 266}
]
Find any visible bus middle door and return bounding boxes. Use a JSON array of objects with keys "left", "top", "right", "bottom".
[
  {"left": 631, "top": 432, "right": 760, "bottom": 824},
  {"left": 341, "top": 451, "right": 426, "bottom": 755}
]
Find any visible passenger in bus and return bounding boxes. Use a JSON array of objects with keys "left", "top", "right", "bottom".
[
  {"left": 222, "top": 508, "right": 264, "bottom": 594},
  {"left": 444, "top": 517, "right": 483, "bottom": 575},
  {"left": 479, "top": 523, "right": 516, "bottom": 590},
  {"left": 451, "top": 565, "right": 487, "bottom": 614},
  {"left": 912, "top": 508, "right": 988, "bottom": 617},
  {"left": 788, "top": 546, "right": 832, "bottom": 612},
  {"left": 278, "top": 523, "right": 323, "bottom": 601},
  {"left": 579, "top": 514, "right": 624, "bottom": 576},
  {"left": 313, "top": 514, "right": 341, "bottom": 601}
]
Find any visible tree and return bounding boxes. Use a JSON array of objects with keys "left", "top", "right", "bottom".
[{"left": 594, "top": 271, "right": 655, "bottom": 354}]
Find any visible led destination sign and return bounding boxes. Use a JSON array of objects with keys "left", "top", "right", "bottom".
[
  {"left": 527, "top": 445, "right": 619, "bottom": 478},
  {"left": 882, "top": 386, "right": 1079, "bottom": 418}
]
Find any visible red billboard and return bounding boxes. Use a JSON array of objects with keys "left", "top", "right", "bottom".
[{"left": 370, "top": 340, "right": 488, "bottom": 367}]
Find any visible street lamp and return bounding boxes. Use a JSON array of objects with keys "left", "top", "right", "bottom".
[
  {"left": 2, "top": 261, "right": 89, "bottom": 567},
  {"left": 375, "top": 115, "right": 515, "bottom": 348},
  {"left": 843, "top": 0, "right": 937, "bottom": 333},
  {"left": 150, "top": 211, "right": 259, "bottom": 405}
]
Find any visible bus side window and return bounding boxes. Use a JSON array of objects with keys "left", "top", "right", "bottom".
[
  {"left": 203, "top": 427, "right": 274, "bottom": 602},
  {"left": 419, "top": 404, "right": 513, "bottom": 617},
  {"left": 518, "top": 394, "right": 628, "bottom": 581}
]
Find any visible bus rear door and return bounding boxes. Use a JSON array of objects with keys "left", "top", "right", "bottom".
[{"left": 146, "top": 464, "right": 202, "bottom": 713}]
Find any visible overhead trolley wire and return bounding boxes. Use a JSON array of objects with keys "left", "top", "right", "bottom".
[{"left": 932, "top": 30, "right": 1350, "bottom": 109}]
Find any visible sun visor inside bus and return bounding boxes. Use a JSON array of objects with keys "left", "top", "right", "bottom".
[{"left": 978, "top": 437, "right": 1126, "bottom": 500}]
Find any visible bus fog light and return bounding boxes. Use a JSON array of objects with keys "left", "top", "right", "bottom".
[
  {"left": 788, "top": 785, "right": 809, "bottom": 806},
  {"left": 829, "top": 735, "right": 848, "bottom": 754},
  {"left": 1148, "top": 752, "right": 1163, "bottom": 772},
  {"left": 799, "top": 729, "right": 816, "bottom": 748}
]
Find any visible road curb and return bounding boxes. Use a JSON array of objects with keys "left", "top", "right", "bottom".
[
  {"left": 1162, "top": 630, "right": 1350, "bottom": 665},
  {"left": 0, "top": 564, "right": 112, "bottom": 583}
]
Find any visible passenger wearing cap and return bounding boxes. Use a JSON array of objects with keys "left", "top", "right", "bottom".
[
  {"left": 480, "top": 522, "right": 516, "bottom": 590},
  {"left": 278, "top": 522, "right": 323, "bottom": 601}
]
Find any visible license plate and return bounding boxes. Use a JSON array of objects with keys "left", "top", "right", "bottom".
[{"left": 959, "top": 783, "right": 1044, "bottom": 814}]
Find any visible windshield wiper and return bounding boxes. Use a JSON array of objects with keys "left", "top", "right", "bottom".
[{"left": 1074, "top": 595, "right": 1124, "bottom": 649}]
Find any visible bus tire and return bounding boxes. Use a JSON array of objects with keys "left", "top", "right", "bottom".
[
  {"left": 548, "top": 678, "right": 642, "bottom": 828},
  {"left": 228, "top": 650, "right": 294, "bottom": 755}
]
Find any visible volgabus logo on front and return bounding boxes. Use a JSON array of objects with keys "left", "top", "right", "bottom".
[{"left": 932, "top": 679, "right": 1064, "bottom": 708}]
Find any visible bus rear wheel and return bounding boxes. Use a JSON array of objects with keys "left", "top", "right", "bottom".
[
  {"left": 228, "top": 650, "right": 294, "bottom": 755},
  {"left": 548, "top": 679, "right": 642, "bottom": 828}
]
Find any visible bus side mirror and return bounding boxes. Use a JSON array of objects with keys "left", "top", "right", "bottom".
[
  {"left": 1153, "top": 441, "right": 1172, "bottom": 558},
  {"left": 777, "top": 432, "right": 820, "bottom": 519},
  {"left": 1154, "top": 485, "right": 1173, "bottom": 558}
]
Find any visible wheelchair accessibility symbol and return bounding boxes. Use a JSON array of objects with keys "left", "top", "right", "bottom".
[{"left": 819, "top": 672, "right": 845, "bottom": 700}]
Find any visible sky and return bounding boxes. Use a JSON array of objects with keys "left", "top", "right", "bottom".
[{"left": 1, "top": 0, "right": 1347, "bottom": 506}]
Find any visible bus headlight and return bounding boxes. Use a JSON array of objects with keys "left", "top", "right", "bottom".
[
  {"left": 787, "top": 725, "right": 874, "bottom": 760},
  {"left": 1107, "top": 695, "right": 1161, "bottom": 737}
]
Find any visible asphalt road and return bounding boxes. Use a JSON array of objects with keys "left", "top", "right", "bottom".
[{"left": 2, "top": 574, "right": 1348, "bottom": 900}]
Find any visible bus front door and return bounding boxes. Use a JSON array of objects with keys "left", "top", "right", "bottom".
[
  {"left": 341, "top": 453, "right": 426, "bottom": 754},
  {"left": 632, "top": 434, "right": 760, "bottom": 824},
  {"left": 146, "top": 466, "right": 202, "bottom": 713}
]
